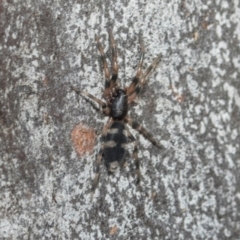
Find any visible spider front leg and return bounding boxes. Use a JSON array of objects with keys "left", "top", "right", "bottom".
[
  {"left": 109, "top": 29, "right": 118, "bottom": 82},
  {"left": 126, "top": 40, "right": 145, "bottom": 99},
  {"left": 95, "top": 31, "right": 118, "bottom": 99},
  {"left": 127, "top": 54, "right": 161, "bottom": 104},
  {"left": 125, "top": 116, "right": 163, "bottom": 149},
  {"left": 95, "top": 34, "right": 111, "bottom": 96}
]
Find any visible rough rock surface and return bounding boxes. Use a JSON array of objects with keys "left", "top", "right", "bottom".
[{"left": 1, "top": 0, "right": 240, "bottom": 239}]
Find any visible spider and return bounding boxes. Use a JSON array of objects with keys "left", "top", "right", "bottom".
[{"left": 73, "top": 30, "right": 162, "bottom": 195}]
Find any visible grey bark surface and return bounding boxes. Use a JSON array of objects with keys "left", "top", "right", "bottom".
[{"left": 1, "top": 0, "right": 240, "bottom": 239}]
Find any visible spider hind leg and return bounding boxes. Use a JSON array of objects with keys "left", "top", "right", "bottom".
[
  {"left": 91, "top": 118, "right": 113, "bottom": 200},
  {"left": 125, "top": 127, "right": 140, "bottom": 184}
]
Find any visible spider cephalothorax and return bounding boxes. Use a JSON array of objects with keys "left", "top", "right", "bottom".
[
  {"left": 73, "top": 30, "right": 162, "bottom": 196},
  {"left": 109, "top": 88, "right": 128, "bottom": 120}
]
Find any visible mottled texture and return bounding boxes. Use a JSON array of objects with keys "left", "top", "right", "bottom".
[{"left": 0, "top": 0, "right": 240, "bottom": 239}]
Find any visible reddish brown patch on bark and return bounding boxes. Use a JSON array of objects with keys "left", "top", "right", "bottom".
[
  {"left": 109, "top": 226, "right": 118, "bottom": 235},
  {"left": 71, "top": 123, "right": 96, "bottom": 156}
]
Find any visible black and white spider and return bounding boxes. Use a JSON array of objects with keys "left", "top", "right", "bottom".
[{"left": 73, "top": 30, "right": 162, "bottom": 195}]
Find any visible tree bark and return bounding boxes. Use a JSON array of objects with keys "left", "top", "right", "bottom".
[{"left": 1, "top": 0, "right": 239, "bottom": 239}]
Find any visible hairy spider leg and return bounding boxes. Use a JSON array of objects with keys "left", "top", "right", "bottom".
[
  {"left": 91, "top": 118, "right": 113, "bottom": 200},
  {"left": 126, "top": 40, "right": 145, "bottom": 98},
  {"left": 125, "top": 127, "right": 140, "bottom": 184},
  {"left": 125, "top": 116, "right": 163, "bottom": 149},
  {"left": 74, "top": 89, "right": 106, "bottom": 106},
  {"left": 109, "top": 29, "right": 119, "bottom": 83},
  {"left": 74, "top": 89, "right": 110, "bottom": 116},
  {"left": 127, "top": 54, "right": 161, "bottom": 104},
  {"left": 95, "top": 34, "right": 117, "bottom": 99},
  {"left": 95, "top": 34, "right": 111, "bottom": 88}
]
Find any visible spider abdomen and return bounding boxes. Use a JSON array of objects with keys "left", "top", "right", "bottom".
[
  {"left": 103, "top": 122, "right": 128, "bottom": 172},
  {"left": 111, "top": 89, "right": 128, "bottom": 120}
]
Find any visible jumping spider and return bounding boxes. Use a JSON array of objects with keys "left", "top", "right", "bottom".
[{"left": 73, "top": 30, "right": 162, "bottom": 195}]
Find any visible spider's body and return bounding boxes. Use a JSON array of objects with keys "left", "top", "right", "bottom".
[
  {"left": 104, "top": 121, "right": 127, "bottom": 173},
  {"left": 73, "top": 30, "right": 162, "bottom": 196},
  {"left": 110, "top": 89, "right": 128, "bottom": 120}
]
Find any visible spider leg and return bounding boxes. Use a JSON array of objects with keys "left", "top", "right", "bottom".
[
  {"left": 125, "top": 116, "right": 163, "bottom": 149},
  {"left": 126, "top": 40, "right": 145, "bottom": 97},
  {"left": 95, "top": 34, "right": 117, "bottom": 99},
  {"left": 91, "top": 145, "right": 103, "bottom": 195},
  {"left": 127, "top": 54, "right": 161, "bottom": 104},
  {"left": 72, "top": 87, "right": 106, "bottom": 106},
  {"left": 72, "top": 87, "right": 110, "bottom": 115},
  {"left": 109, "top": 29, "right": 118, "bottom": 83},
  {"left": 95, "top": 34, "right": 111, "bottom": 89},
  {"left": 125, "top": 127, "right": 140, "bottom": 184},
  {"left": 91, "top": 118, "right": 113, "bottom": 200}
]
